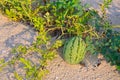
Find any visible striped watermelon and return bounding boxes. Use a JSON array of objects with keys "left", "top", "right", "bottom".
[{"left": 63, "top": 36, "right": 86, "bottom": 64}]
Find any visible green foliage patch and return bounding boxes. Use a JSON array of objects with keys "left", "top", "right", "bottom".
[{"left": 95, "top": 29, "right": 120, "bottom": 70}]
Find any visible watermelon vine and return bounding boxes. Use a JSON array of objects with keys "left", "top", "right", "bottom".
[{"left": 0, "top": 0, "right": 119, "bottom": 80}]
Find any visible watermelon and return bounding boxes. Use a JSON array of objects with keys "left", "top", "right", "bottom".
[{"left": 63, "top": 36, "right": 86, "bottom": 64}]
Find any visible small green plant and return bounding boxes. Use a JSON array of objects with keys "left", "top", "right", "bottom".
[
  {"left": 14, "top": 72, "right": 23, "bottom": 80},
  {"left": 100, "top": 0, "right": 112, "bottom": 29},
  {"left": 100, "top": 0, "right": 112, "bottom": 18},
  {"left": 63, "top": 36, "right": 86, "bottom": 64}
]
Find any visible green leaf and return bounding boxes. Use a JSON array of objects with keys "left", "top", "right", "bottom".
[
  {"left": 37, "top": 69, "right": 49, "bottom": 80},
  {"left": 14, "top": 72, "right": 23, "bottom": 80},
  {"left": 19, "top": 58, "right": 32, "bottom": 69},
  {"left": 116, "top": 65, "right": 120, "bottom": 70}
]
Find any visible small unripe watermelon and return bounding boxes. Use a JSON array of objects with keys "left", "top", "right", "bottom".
[{"left": 63, "top": 36, "right": 86, "bottom": 64}]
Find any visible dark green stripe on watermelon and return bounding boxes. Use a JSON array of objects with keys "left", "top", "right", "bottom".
[{"left": 63, "top": 36, "right": 86, "bottom": 64}]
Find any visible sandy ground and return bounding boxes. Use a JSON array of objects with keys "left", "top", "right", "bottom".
[
  {"left": 0, "top": 14, "right": 37, "bottom": 80},
  {"left": 44, "top": 54, "right": 120, "bottom": 80},
  {"left": 0, "top": 0, "right": 120, "bottom": 80}
]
